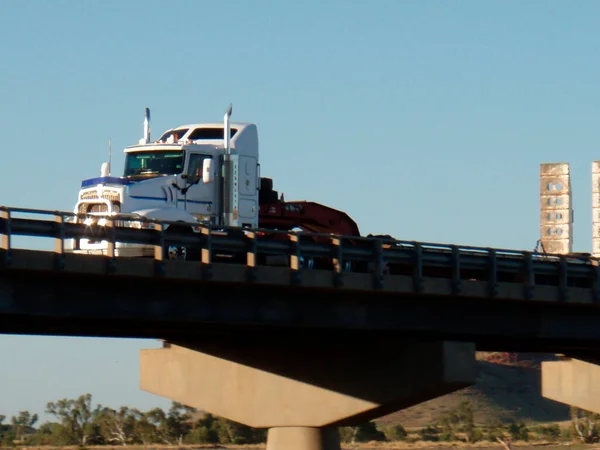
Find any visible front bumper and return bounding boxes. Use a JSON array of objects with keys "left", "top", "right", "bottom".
[
  {"left": 68, "top": 240, "right": 156, "bottom": 258},
  {"left": 65, "top": 215, "right": 157, "bottom": 258}
]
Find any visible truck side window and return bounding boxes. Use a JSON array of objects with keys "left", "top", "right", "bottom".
[{"left": 187, "top": 154, "right": 211, "bottom": 182}]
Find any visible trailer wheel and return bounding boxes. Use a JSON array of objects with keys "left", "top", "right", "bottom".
[{"left": 299, "top": 256, "right": 315, "bottom": 270}]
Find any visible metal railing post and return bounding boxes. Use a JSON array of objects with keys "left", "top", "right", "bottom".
[
  {"left": 451, "top": 245, "right": 461, "bottom": 295},
  {"left": 488, "top": 248, "right": 498, "bottom": 298},
  {"left": 153, "top": 222, "right": 165, "bottom": 276},
  {"left": 373, "top": 239, "right": 384, "bottom": 290},
  {"left": 0, "top": 208, "right": 11, "bottom": 268},
  {"left": 289, "top": 233, "right": 301, "bottom": 285},
  {"left": 559, "top": 255, "right": 568, "bottom": 302},
  {"left": 592, "top": 259, "right": 600, "bottom": 304},
  {"left": 201, "top": 227, "right": 212, "bottom": 280},
  {"left": 106, "top": 218, "right": 117, "bottom": 273},
  {"left": 331, "top": 236, "right": 343, "bottom": 288},
  {"left": 246, "top": 231, "right": 257, "bottom": 282},
  {"left": 523, "top": 251, "right": 534, "bottom": 300},
  {"left": 413, "top": 242, "right": 423, "bottom": 293},
  {"left": 53, "top": 213, "right": 65, "bottom": 270}
]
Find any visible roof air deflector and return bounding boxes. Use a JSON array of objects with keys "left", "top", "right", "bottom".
[{"left": 188, "top": 127, "right": 237, "bottom": 140}]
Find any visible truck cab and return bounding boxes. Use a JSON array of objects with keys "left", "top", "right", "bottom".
[{"left": 69, "top": 105, "right": 260, "bottom": 258}]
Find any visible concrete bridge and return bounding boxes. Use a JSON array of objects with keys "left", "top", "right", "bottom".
[{"left": 2, "top": 206, "right": 600, "bottom": 450}]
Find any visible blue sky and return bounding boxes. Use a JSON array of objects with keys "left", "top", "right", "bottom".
[{"left": 1, "top": 0, "right": 600, "bottom": 421}]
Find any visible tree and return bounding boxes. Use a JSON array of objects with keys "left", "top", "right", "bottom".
[
  {"left": 144, "top": 407, "right": 170, "bottom": 444},
  {"left": 144, "top": 402, "right": 196, "bottom": 445},
  {"left": 0, "top": 429, "right": 16, "bottom": 446},
  {"left": 11, "top": 410, "right": 38, "bottom": 441},
  {"left": 535, "top": 424, "right": 561, "bottom": 441},
  {"left": 356, "top": 421, "right": 386, "bottom": 442},
  {"left": 185, "top": 413, "right": 220, "bottom": 444},
  {"left": 383, "top": 424, "right": 407, "bottom": 441},
  {"left": 96, "top": 406, "right": 138, "bottom": 445},
  {"left": 213, "top": 417, "right": 266, "bottom": 444},
  {"left": 0, "top": 415, "right": 15, "bottom": 446},
  {"left": 338, "top": 422, "right": 385, "bottom": 444},
  {"left": 507, "top": 422, "right": 529, "bottom": 442},
  {"left": 571, "top": 406, "right": 600, "bottom": 443},
  {"left": 45, "top": 393, "right": 100, "bottom": 445},
  {"left": 456, "top": 401, "right": 481, "bottom": 442},
  {"left": 436, "top": 401, "right": 481, "bottom": 443},
  {"left": 165, "top": 402, "right": 197, "bottom": 443},
  {"left": 438, "top": 409, "right": 460, "bottom": 441},
  {"left": 497, "top": 436, "right": 513, "bottom": 450},
  {"left": 339, "top": 426, "right": 359, "bottom": 443},
  {"left": 28, "top": 422, "right": 71, "bottom": 446},
  {"left": 485, "top": 420, "right": 506, "bottom": 443},
  {"left": 130, "top": 409, "right": 158, "bottom": 445},
  {"left": 419, "top": 424, "right": 440, "bottom": 442}
]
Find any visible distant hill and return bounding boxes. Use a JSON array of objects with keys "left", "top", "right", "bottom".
[
  {"left": 377, "top": 353, "right": 570, "bottom": 428},
  {"left": 188, "top": 353, "right": 570, "bottom": 430}
]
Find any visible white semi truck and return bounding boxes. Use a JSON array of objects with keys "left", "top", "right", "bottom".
[{"left": 68, "top": 105, "right": 361, "bottom": 261}]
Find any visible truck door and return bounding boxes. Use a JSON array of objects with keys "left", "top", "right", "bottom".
[
  {"left": 182, "top": 153, "right": 214, "bottom": 216},
  {"left": 238, "top": 155, "right": 258, "bottom": 227}
]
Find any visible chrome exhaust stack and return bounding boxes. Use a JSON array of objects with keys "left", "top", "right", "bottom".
[{"left": 140, "top": 107, "right": 151, "bottom": 144}]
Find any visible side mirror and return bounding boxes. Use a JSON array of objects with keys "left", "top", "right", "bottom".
[{"left": 202, "top": 158, "right": 213, "bottom": 183}]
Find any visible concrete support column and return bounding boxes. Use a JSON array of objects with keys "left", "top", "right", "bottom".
[{"left": 266, "top": 427, "right": 340, "bottom": 450}]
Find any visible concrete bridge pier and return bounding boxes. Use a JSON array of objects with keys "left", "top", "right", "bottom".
[
  {"left": 542, "top": 357, "right": 600, "bottom": 413},
  {"left": 140, "top": 337, "right": 476, "bottom": 450},
  {"left": 267, "top": 427, "right": 340, "bottom": 450}
]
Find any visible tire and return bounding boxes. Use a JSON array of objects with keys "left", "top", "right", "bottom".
[
  {"left": 165, "top": 225, "right": 199, "bottom": 261},
  {"left": 298, "top": 256, "right": 315, "bottom": 269},
  {"left": 342, "top": 260, "right": 353, "bottom": 272}
]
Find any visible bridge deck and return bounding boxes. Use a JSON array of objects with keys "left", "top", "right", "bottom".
[
  {"left": 3, "top": 248, "right": 596, "bottom": 304},
  {"left": 1, "top": 248, "right": 600, "bottom": 354},
  {"left": 3, "top": 206, "right": 600, "bottom": 354}
]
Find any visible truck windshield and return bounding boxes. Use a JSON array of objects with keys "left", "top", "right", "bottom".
[{"left": 124, "top": 150, "right": 185, "bottom": 177}]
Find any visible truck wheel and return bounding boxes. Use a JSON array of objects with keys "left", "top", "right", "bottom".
[
  {"left": 165, "top": 226, "right": 199, "bottom": 261},
  {"left": 168, "top": 244, "right": 187, "bottom": 260}
]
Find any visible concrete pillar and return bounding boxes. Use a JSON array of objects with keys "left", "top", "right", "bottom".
[
  {"left": 542, "top": 358, "right": 600, "bottom": 413},
  {"left": 140, "top": 338, "right": 475, "bottom": 450},
  {"left": 266, "top": 427, "right": 340, "bottom": 450}
]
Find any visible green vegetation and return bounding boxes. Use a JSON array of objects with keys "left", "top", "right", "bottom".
[
  {"left": 0, "top": 394, "right": 264, "bottom": 447},
  {"left": 0, "top": 395, "right": 596, "bottom": 446}
]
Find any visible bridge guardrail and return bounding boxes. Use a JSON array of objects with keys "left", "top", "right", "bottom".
[{"left": 1, "top": 205, "right": 599, "bottom": 297}]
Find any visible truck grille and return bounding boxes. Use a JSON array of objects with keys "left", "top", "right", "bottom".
[
  {"left": 80, "top": 190, "right": 120, "bottom": 202},
  {"left": 78, "top": 202, "right": 121, "bottom": 214}
]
